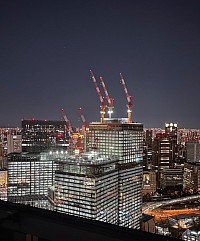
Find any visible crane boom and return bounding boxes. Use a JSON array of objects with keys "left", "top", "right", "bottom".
[
  {"left": 77, "top": 107, "right": 86, "bottom": 125},
  {"left": 90, "top": 70, "right": 104, "bottom": 104},
  {"left": 90, "top": 70, "right": 106, "bottom": 123},
  {"left": 99, "top": 76, "right": 114, "bottom": 118},
  {"left": 61, "top": 108, "right": 73, "bottom": 133},
  {"left": 120, "top": 73, "right": 133, "bottom": 123}
]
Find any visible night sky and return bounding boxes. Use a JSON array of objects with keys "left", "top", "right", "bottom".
[{"left": 1, "top": 0, "right": 200, "bottom": 128}]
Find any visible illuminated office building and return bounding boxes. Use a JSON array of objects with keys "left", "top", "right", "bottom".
[
  {"left": 21, "top": 120, "right": 68, "bottom": 153},
  {"left": 54, "top": 152, "right": 119, "bottom": 224},
  {"left": 7, "top": 152, "right": 60, "bottom": 208},
  {"left": 87, "top": 119, "right": 144, "bottom": 229}
]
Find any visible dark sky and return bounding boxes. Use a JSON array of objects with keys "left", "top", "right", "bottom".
[{"left": 1, "top": 0, "right": 200, "bottom": 128}]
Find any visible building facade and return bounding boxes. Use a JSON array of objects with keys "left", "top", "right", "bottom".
[
  {"left": 87, "top": 119, "right": 144, "bottom": 229},
  {"left": 7, "top": 152, "right": 60, "bottom": 208},
  {"left": 54, "top": 152, "right": 119, "bottom": 224},
  {"left": 160, "top": 168, "right": 183, "bottom": 192},
  {"left": 21, "top": 120, "right": 68, "bottom": 153},
  {"left": 152, "top": 125, "right": 178, "bottom": 189}
]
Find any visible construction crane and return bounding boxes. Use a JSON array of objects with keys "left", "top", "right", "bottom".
[
  {"left": 60, "top": 108, "right": 73, "bottom": 134},
  {"left": 120, "top": 73, "right": 133, "bottom": 123},
  {"left": 99, "top": 76, "right": 114, "bottom": 119},
  {"left": 77, "top": 107, "right": 87, "bottom": 132},
  {"left": 60, "top": 108, "right": 75, "bottom": 154},
  {"left": 90, "top": 70, "right": 106, "bottom": 123}
]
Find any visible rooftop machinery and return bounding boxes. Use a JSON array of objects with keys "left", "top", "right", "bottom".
[
  {"left": 120, "top": 73, "right": 133, "bottom": 123},
  {"left": 90, "top": 70, "right": 106, "bottom": 123},
  {"left": 99, "top": 76, "right": 114, "bottom": 119}
]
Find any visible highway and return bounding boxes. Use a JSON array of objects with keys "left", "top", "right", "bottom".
[{"left": 142, "top": 194, "right": 200, "bottom": 220}]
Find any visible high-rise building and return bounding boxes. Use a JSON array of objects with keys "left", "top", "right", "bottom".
[
  {"left": 54, "top": 152, "right": 119, "bottom": 225},
  {"left": 87, "top": 119, "right": 144, "bottom": 229},
  {"left": 7, "top": 152, "right": 60, "bottom": 208},
  {"left": 21, "top": 120, "right": 68, "bottom": 153},
  {"left": 152, "top": 124, "right": 178, "bottom": 189}
]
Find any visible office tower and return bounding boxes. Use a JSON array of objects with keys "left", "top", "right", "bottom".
[
  {"left": 7, "top": 152, "right": 59, "bottom": 208},
  {"left": 54, "top": 152, "right": 119, "bottom": 224},
  {"left": 186, "top": 141, "right": 200, "bottom": 163},
  {"left": 152, "top": 124, "right": 178, "bottom": 189},
  {"left": 183, "top": 162, "right": 200, "bottom": 193},
  {"left": 87, "top": 119, "right": 143, "bottom": 229},
  {"left": 21, "top": 120, "right": 68, "bottom": 153}
]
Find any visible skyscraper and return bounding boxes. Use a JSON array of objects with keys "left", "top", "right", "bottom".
[{"left": 87, "top": 119, "right": 143, "bottom": 229}]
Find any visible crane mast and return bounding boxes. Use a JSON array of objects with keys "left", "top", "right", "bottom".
[
  {"left": 120, "top": 73, "right": 133, "bottom": 123},
  {"left": 90, "top": 70, "right": 106, "bottom": 123},
  {"left": 99, "top": 76, "right": 114, "bottom": 119}
]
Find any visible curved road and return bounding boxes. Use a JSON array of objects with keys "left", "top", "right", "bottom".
[{"left": 142, "top": 194, "right": 200, "bottom": 220}]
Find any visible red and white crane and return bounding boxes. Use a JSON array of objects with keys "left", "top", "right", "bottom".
[
  {"left": 61, "top": 108, "right": 73, "bottom": 134},
  {"left": 99, "top": 76, "right": 114, "bottom": 119},
  {"left": 77, "top": 107, "right": 87, "bottom": 132},
  {"left": 90, "top": 70, "right": 106, "bottom": 123},
  {"left": 120, "top": 73, "right": 133, "bottom": 123}
]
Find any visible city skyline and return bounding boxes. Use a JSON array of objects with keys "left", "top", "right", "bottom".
[{"left": 1, "top": 1, "right": 200, "bottom": 128}]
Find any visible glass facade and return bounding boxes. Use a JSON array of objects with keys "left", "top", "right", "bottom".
[
  {"left": 7, "top": 152, "right": 59, "bottom": 209},
  {"left": 88, "top": 120, "right": 144, "bottom": 229},
  {"left": 54, "top": 152, "right": 119, "bottom": 224}
]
